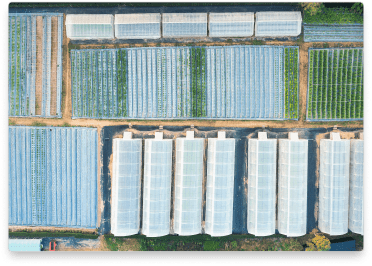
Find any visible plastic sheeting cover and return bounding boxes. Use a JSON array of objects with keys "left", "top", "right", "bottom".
[
  {"left": 319, "top": 139, "right": 350, "bottom": 235},
  {"left": 8, "top": 126, "right": 98, "bottom": 229},
  {"left": 162, "top": 13, "right": 207, "bottom": 37},
  {"left": 349, "top": 139, "right": 363, "bottom": 235},
  {"left": 66, "top": 14, "right": 114, "bottom": 39},
  {"left": 142, "top": 138, "right": 172, "bottom": 237},
  {"left": 115, "top": 14, "right": 161, "bottom": 39},
  {"left": 278, "top": 139, "right": 308, "bottom": 237},
  {"left": 9, "top": 239, "right": 42, "bottom": 252},
  {"left": 205, "top": 137, "right": 235, "bottom": 236},
  {"left": 174, "top": 137, "right": 204, "bottom": 236},
  {"left": 255, "top": 12, "right": 302, "bottom": 37},
  {"left": 247, "top": 138, "right": 277, "bottom": 236},
  {"left": 209, "top": 12, "right": 254, "bottom": 37},
  {"left": 111, "top": 138, "right": 142, "bottom": 236}
]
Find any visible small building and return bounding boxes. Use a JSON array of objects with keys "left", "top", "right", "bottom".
[
  {"left": 111, "top": 132, "right": 142, "bottom": 236},
  {"left": 9, "top": 239, "right": 42, "bottom": 252},
  {"left": 66, "top": 14, "right": 114, "bottom": 39},
  {"left": 319, "top": 132, "right": 350, "bottom": 236},
  {"left": 205, "top": 132, "right": 235, "bottom": 237},
  {"left": 247, "top": 132, "right": 277, "bottom": 236},
  {"left": 142, "top": 132, "right": 172, "bottom": 237}
]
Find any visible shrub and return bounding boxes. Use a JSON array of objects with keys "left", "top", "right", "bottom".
[{"left": 305, "top": 235, "right": 331, "bottom": 251}]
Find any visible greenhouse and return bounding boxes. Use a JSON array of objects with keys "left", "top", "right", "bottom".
[
  {"left": 162, "top": 13, "right": 207, "bottom": 37},
  {"left": 349, "top": 138, "right": 363, "bottom": 235},
  {"left": 278, "top": 133, "right": 308, "bottom": 237},
  {"left": 247, "top": 132, "right": 277, "bottom": 237},
  {"left": 8, "top": 13, "right": 63, "bottom": 117},
  {"left": 205, "top": 132, "right": 235, "bottom": 237},
  {"left": 71, "top": 45, "right": 299, "bottom": 120},
  {"left": 114, "top": 13, "right": 161, "bottom": 39},
  {"left": 174, "top": 131, "right": 204, "bottom": 236},
  {"left": 111, "top": 132, "right": 142, "bottom": 237},
  {"left": 9, "top": 239, "right": 42, "bottom": 252},
  {"left": 142, "top": 132, "right": 172, "bottom": 237},
  {"left": 208, "top": 12, "right": 254, "bottom": 37},
  {"left": 304, "top": 24, "right": 363, "bottom": 43},
  {"left": 319, "top": 133, "right": 350, "bottom": 236},
  {"left": 8, "top": 126, "right": 98, "bottom": 229},
  {"left": 66, "top": 14, "right": 114, "bottom": 39},
  {"left": 255, "top": 12, "right": 302, "bottom": 37}
]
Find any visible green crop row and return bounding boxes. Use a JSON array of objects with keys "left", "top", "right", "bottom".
[
  {"left": 190, "top": 47, "right": 207, "bottom": 118},
  {"left": 284, "top": 47, "right": 299, "bottom": 120}
]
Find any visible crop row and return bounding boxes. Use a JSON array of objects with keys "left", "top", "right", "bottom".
[
  {"left": 307, "top": 48, "right": 363, "bottom": 120},
  {"left": 284, "top": 47, "right": 299, "bottom": 119},
  {"left": 191, "top": 47, "right": 207, "bottom": 118}
]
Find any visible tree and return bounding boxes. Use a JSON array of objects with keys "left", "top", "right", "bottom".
[
  {"left": 301, "top": 2, "right": 322, "bottom": 16},
  {"left": 305, "top": 235, "right": 331, "bottom": 251}
]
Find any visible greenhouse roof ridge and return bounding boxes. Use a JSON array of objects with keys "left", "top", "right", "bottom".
[
  {"left": 115, "top": 13, "right": 160, "bottom": 24},
  {"left": 66, "top": 14, "right": 114, "bottom": 24}
]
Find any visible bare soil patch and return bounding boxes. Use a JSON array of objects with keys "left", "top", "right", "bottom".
[
  {"left": 35, "top": 16, "right": 43, "bottom": 115},
  {"left": 50, "top": 16, "right": 58, "bottom": 116}
]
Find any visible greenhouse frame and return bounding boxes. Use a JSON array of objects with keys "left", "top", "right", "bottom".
[
  {"left": 142, "top": 132, "right": 172, "bottom": 237},
  {"left": 247, "top": 132, "right": 277, "bottom": 237},
  {"left": 349, "top": 138, "right": 363, "bottom": 235},
  {"left": 111, "top": 132, "right": 142, "bottom": 237},
  {"left": 174, "top": 131, "right": 204, "bottom": 236},
  {"left": 162, "top": 13, "right": 207, "bottom": 37},
  {"left": 66, "top": 14, "right": 114, "bottom": 39},
  {"left": 205, "top": 132, "right": 235, "bottom": 237},
  {"left": 319, "top": 133, "right": 350, "bottom": 236},
  {"left": 8, "top": 13, "right": 63, "bottom": 118},
  {"left": 8, "top": 126, "right": 98, "bottom": 229},
  {"left": 278, "top": 133, "right": 308, "bottom": 237},
  {"left": 208, "top": 12, "right": 254, "bottom": 37},
  {"left": 255, "top": 12, "right": 302, "bottom": 37},
  {"left": 114, "top": 13, "right": 161, "bottom": 39}
]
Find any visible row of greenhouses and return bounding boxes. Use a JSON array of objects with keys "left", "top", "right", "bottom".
[
  {"left": 9, "top": 126, "right": 98, "bottom": 229},
  {"left": 8, "top": 13, "right": 63, "bottom": 118},
  {"left": 307, "top": 48, "right": 363, "bottom": 121},
  {"left": 65, "top": 12, "right": 302, "bottom": 40},
  {"left": 111, "top": 131, "right": 363, "bottom": 237},
  {"left": 71, "top": 45, "right": 299, "bottom": 120}
]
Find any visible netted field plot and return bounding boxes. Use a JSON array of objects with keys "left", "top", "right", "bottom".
[
  {"left": 8, "top": 13, "right": 63, "bottom": 117},
  {"left": 9, "top": 127, "right": 98, "bottom": 229},
  {"left": 304, "top": 25, "right": 363, "bottom": 43},
  {"left": 307, "top": 48, "right": 363, "bottom": 121},
  {"left": 71, "top": 45, "right": 299, "bottom": 120}
]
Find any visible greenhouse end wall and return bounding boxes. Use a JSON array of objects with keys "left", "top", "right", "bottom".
[
  {"left": 319, "top": 138, "right": 350, "bottom": 236},
  {"left": 111, "top": 137, "right": 142, "bottom": 237},
  {"left": 142, "top": 137, "right": 172, "bottom": 237},
  {"left": 174, "top": 136, "right": 204, "bottom": 236}
]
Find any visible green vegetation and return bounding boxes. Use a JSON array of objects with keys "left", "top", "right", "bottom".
[
  {"left": 303, "top": 3, "right": 363, "bottom": 25},
  {"left": 307, "top": 48, "right": 363, "bottom": 120},
  {"left": 250, "top": 40, "right": 265, "bottom": 45},
  {"left": 117, "top": 50, "right": 128, "bottom": 117},
  {"left": 31, "top": 121, "right": 47, "bottom": 127},
  {"left": 284, "top": 47, "right": 299, "bottom": 119},
  {"left": 9, "top": 230, "right": 99, "bottom": 239},
  {"left": 190, "top": 47, "right": 207, "bottom": 118}
]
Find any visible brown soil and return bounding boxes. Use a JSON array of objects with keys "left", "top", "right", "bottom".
[
  {"left": 9, "top": 225, "right": 96, "bottom": 234},
  {"left": 50, "top": 16, "right": 58, "bottom": 116},
  {"left": 35, "top": 16, "right": 43, "bottom": 115}
]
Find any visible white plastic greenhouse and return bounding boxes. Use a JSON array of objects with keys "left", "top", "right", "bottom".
[
  {"left": 205, "top": 132, "right": 235, "bottom": 236},
  {"left": 111, "top": 132, "right": 142, "bottom": 236},
  {"left": 278, "top": 133, "right": 308, "bottom": 237},
  {"left": 174, "top": 131, "right": 204, "bottom": 236},
  {"left": 255, "top": 12, "right": 302, "bottom": 37},
  {"left": 162, "top": 13, "right": 207, "bottom": 38},
  {"left": 349, "top": 138, "right": 363, "bottom": 235},
  {"left": 247, "top": 132, "right": 277, "bottom": 236},
  {"left": 142, "top": 132, "right": 173, "bottom": 237},
  {"left": 66, "top": 14, "right": 114, "bottom": 39},
  {"left": 319, "top": 133, "right": 350, "bottom": 236},
  {"left": 114, "top": 13, "right": 161, "bottom": 39},
  {"left": 209, "top": 12, "right": 254, "bottom": 37}
]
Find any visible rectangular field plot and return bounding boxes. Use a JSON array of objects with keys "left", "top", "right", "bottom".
[
  {"left": 8, "top": 13, "right": 63, "bottom": 117},
  {"left": 71, "top": 46, "right": 299, "bottom": 120},
  {"left": 8, "top": 126, "right": 98, "bottom": 229},
  {"left": 307, "top": 48, "right": 363, "bottom": 121},
  {"left": 304, "top": 25, "right": 363, "bottom": 43}
]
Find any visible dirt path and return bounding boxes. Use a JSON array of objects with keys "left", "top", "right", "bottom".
[
  {"left": 35, "top": 16, "right": 43, "bottom": 115},
  {"left": 50, "top": 16, "right": 58, "bottom": 116}
]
